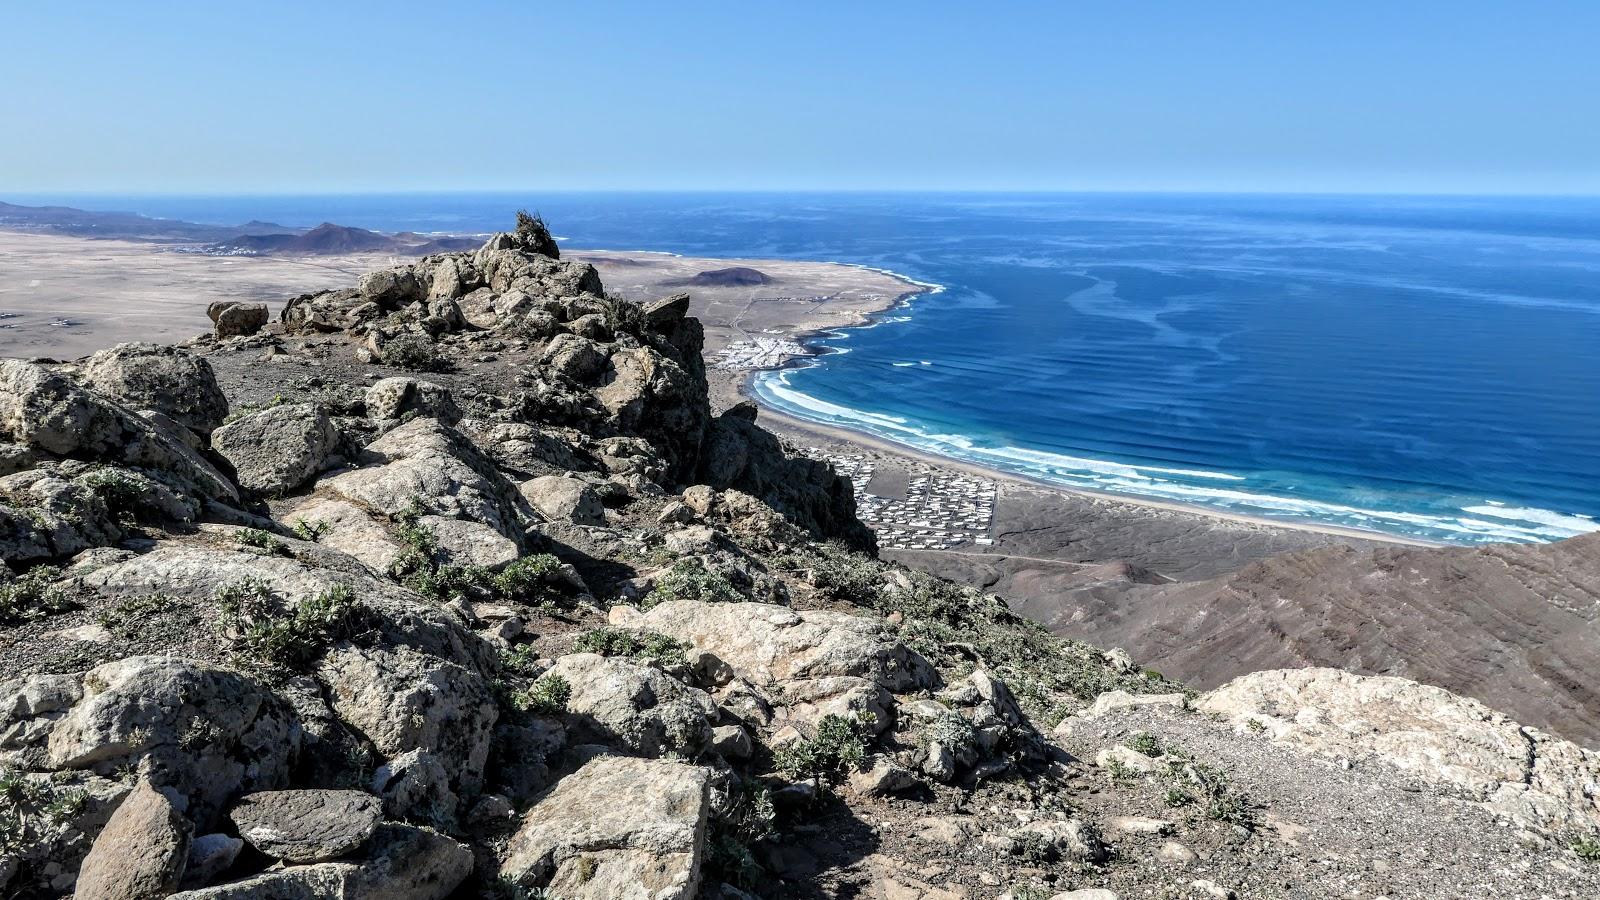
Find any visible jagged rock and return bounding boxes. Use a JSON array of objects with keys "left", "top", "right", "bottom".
[
  {"left": 372, "top": 748, "right": 457, "bottom": 824},
  {"left": 0, "top": 469, "right": 122, "bottom": 562},
  {"left": 709, "top": 723, "right": 752, "bottom": 760},
  {"left": 320, "top": 418, "right": 532, "bottom": 545},
  {"left": 228, "top": 790, "right": 382, "bottom": 863},
  {"left": 0, "top": 360, "right": 238, "bottom": 503},
  {"left": 317, "top": 645, "right": 497, "bottom": 802},
  {"left": 281, "top": 496, "right": 403, "bottom": 572},
  {"left": 850, "top": 755, "right": 919, "bottom": 796},
  {"left": 620, "top": 600, "right": 938, "bottom": 693},
  {"left": 43, "top": 656, "right": 297, "bottom": 830},
  {"left": 81, "top": 342, "right": 229, "bottom": 434},
  {"left": 462, "top": 421, "right": 592, "bottom": 475},
  {"left": 213, "top": 403, "right": 341, "bottom": 494},
  {"left": 73, "top": 780, "right": 190, "bottom": 900},
  {"left": 365, "top": 378, "right": 461, "bottom": 425},
  {"left": 168, "top": 824, "right": 471, "bottom": 900},
  {"left": 358, "top": 267, "right": 427, "bottom": 308},
  {"left": 76, "top": 545, "right": 494, "bottom": 671},
  {"left": 489, "top": 719, "right": 566, "bottom": 805},
  {"left": 183, "top": 833, "right": 245, "bottom": 888},
  {"left": 520, "top": 474, "right": 605, "bottom": 526},
  {"left": 546, "top": 653, "right": 716, "bottom": 757},
  {"left": 209, "top": 302, "right": 270, "bottom": 338},
  {"left": 1201, "top": 668, "right": 1600, "bottom": 834},
  {"left": 502, "top": 754, "right": 709, "bottom": 899},
  {"left": 417, "top": 514, "right": 521, "bottom": 569},
  {"left": 0, "top": 673, "right": 83, "bottom": 759}
]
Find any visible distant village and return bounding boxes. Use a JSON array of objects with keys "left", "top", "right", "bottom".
[
  {"left": 806, "top": 448, "right": 996, "bottom": 550},
  {"left": 713, "top": 336, "right": 811, "bottom": 370}
]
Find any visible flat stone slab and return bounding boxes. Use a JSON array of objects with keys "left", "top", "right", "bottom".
[{"left": 228, "top": 789, "right": 382, "bottom": 863}]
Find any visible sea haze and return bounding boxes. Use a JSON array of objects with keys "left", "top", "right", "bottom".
[{"left": 25, "top": 191, "right": 1600, "bottom": 544}]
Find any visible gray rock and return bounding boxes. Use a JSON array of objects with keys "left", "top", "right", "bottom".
[
  {"left": 365, "top": 378, "right": 461, "bottom": 425},
  {"left": 0, "top": 360, "right": 238, "bottom": 503},
  {"left": 710, "top": 723, "right": 752, "bottom": 760},
  {"left": 371, "top": 749, "right": 456, "bottom": 824},
  {"left": 212, "top": 403, "right": 340, "bottom": 495},
  {"left": 520, "top": 475, "right": 605, "bottom": 526},
  {"left": 547, "top": 653, "right": 716, "bottom": 757},
  {"left": 167, "top": 824, "right": 470, "bottom": 900},
  {"left": 74, "top": 780, "right": 190, "bottom": 900},
  {"left": 417, "top": 514, "right": 520, "bottom": 569},
  {"left": 81, "top": 342, "right": 229, "bottom": 434},
  {"left": 229, "top": 790, "right": 382, "bottom": 863},
  {"left": 183, "top": 833, "right": 245, "bottom": 888},
  {"left": 502, "top": 754, "right": 709, "bottom": 899},
  {"left": 45, "top": 656, "right": 298, "bottom": 830},
  {"left": 209, "top": 302, "right": 270, "bottom": 337}
]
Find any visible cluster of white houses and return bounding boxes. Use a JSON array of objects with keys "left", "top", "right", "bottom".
[{"left": 806, "top": 448, "right": 996, "bottom": 551}]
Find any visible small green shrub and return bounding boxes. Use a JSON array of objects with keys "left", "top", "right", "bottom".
[
  {"left": 217, "top": 580, "right": 367, "bottom": 673},
  {"left": 0, "top": 767, "right": 87, "bottom": 856},
  {"left": 236, "top": 528, "right": 290, "bottom": 556},
  {"left": 96, "top": 593, "right": 178, "bottom": 636},
  {"left": 772, "top": 714, "right": 873, "bottom": 783},
  {"left": 500, "top": 644, "right": 544, "bottom": 678},
  {"left": 0, "top": 565, "right": 71, "bottom": 623},
  {"left": 1159, "top": 749, "right": 1256, "bottom": 828},
  {"left": 382, "top": 334, "right": 451, "bottom": 372},
  {"left": 1010, "top": 829, "right": 1057, "bottom": 864},
  {"left": 572, "top": 628, "right": 690, "bottom": 668},
  {"left": 1245, "top": 718, "right": 1267, "bottom": 734},
  {"left": 81, "top": 469, "right": 144, "bottom": 523},
  {"left": 644, "top": 558, "right": 744, "bottom": 608},
  {"left": 291, "top": 518, "right": 331, "bottom": 542},
  {"left": 512, "top": 675, "right": 571, "bottom": 716},
  {"left": 492, "top": 554, "right": 568, "bottom": 609},
  {"left": 1572, "top": 836, "right": 1600, "bottom": 861},
  {"left": 704, "top": 780, "right": 777, "bottom": 889},
  {"left": 1127, "top": 731, "right": 1164, "bottom": 757},
  {"left": 1164, "top": 786, "right": 1196, "bottom": 808}
]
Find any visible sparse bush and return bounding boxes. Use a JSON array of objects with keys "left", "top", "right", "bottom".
[
  {"left": 81, "top": 468, "right": 144, "bottom": 523},
  {"left": 217, "top": 580, "right": 367, "bottom": 673},
  {"left": 382, "top": 333, "right": 451, "bottom": 373},
  {"left": 1127, "top": 731, "right": 1164, "bottom": 757},
  {"left": 0, "top": 565, "right": 71, "bottom": 623},
  {"left": 0, "top": 766, "right": 87, "bottom": 856},
  {"left": 96, "top": 593, "right": 179, "bottom": 636},
  {"left": 236, "top": 527, "right": 290, "bottom": 556},
  {"left": 1572, "top": 836, "right": 1600, "bottom": 861},
  {"left": 772, "top": 713, "right": 873, "bottom": 783},
  {"left": 513, "top": 209, "right": 560, "bottom": 258},
  {"left": 1159, "top": 748, "right": 1256, "bottom": 828},
  {"left": 705, "top": 780, "right": 777, "bottom": 888},
  {"left": 572, "top": 627, "right": 689, "bottom": 668},
  {"left": 492, "top": 554, "right": 569, "bottom": 609},
  {"left": 1164, "top": 786, "right": 1196, "bottom": 808},
  {"left": 291, "top": 518, "right": 331, "bottom": 542},
  {"left": 1245, "top": 718, "right": 1267, "bottom": 734},
  {"left": 512, "top": 674, "right": 571, "bottom": 716},
  {"left": 500, "top": 644, "right": 544, "bottom": 677},
  {"left": 644, "top": 558, "right": 744, "bottom": 608},
  {"left": 1010, "top": 829, "right": 1058, "bottom": 864}
]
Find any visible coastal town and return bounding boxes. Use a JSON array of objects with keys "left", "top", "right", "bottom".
[
  {"left": 805, "top": 447, "right": 997, "bottom": 550},
  {"left": 712, "top": 335, "right": 810, "bottom": 370}
]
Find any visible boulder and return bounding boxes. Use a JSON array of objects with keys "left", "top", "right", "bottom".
[
  {"left": 45, "top": 656, "right": 298, "bottom": 829},
  {"left": 0, "top": 360, "right": 238, "bottom": 503},
  {"left": 546, "top": 653, "right": 716, "bottom": 757},
  {"left": 502, "top": 754, "right": 709, "bottom": 899},
  {"left": 209, "top": 302, "right": 270, "bottom": 337},
  {"left": 623, "top": 600, "right": 938, "bottom": 693},
  {"left": 212, "top": 403, "right": 340, "bottom": 495},
  {"left": 417, "top": 514, "right": 521, "bottom": 569},
  {"left": 520, "top": 475, "right": 605, "bottom": 526},
  {"left": 365, "top": 378, "right": 461, "bottom": 425},
  {"left": 81, "top": 342, "right": 229, "bottom": 434},
  {"left": 281, "top": 497, "right": 404, "bottom": 572},
  {"left": 320, "top": 418, "right": 532, "bottom": 545},
  {"left": 167, "top": 824, "right": 470, "bottom": 900},
  {"left": 316, "top": 645, "right": 498, "bottom": 799},
  {"left": 1200, "top": 668, "right": 1600, "bottom": 834},
  {"left": 73, "top": 780, "right": 190, "bottom": 900},
  {"left": 228, "top": 789, "right": 382, "bottom": 863}
]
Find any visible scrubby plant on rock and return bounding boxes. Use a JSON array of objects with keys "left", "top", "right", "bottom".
[
  {"left": 0, "top": 565, "right": 71, "bottom": 623},
  {"left": 216, "top": 578, "right": 370, "bottom": 675}
]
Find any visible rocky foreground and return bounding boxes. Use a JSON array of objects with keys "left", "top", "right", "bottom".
[{"left": 1, "top": 217, "right": 1597, "bottom": 899}]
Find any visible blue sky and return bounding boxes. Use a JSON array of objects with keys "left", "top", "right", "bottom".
[{"left": 4, "top": 1, "right": 1596, "bottom": 194}]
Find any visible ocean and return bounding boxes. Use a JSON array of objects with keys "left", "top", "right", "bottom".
[{"left": 20, "top": 191, "right": 1600, "bottom": 544}]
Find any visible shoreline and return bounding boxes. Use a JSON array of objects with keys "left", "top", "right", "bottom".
[{"left": 743, "top": 382, "right": 1436, "bottom": 548}]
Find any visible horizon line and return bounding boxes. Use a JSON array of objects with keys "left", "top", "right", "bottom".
[{"left": 6, "top": 187, "right": 1600, "bottom": 201}]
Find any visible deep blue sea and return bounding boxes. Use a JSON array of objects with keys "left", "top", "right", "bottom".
[{"left": 19, "top": 191, "right": 1600, "bottom": 544}]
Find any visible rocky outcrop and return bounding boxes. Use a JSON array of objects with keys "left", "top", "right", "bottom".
[
  {"left": 81, "top": 342, "right": 229, "bottom": 435},
  {"left": 208, "top": 301, "right": 269, "bottom": 337},
  {"left": 544, "top": 653, "right": 716, "bottom": 757},
  {"left": 520, "top": 474, "right": 605, "bottom": 526},
  {"left": 1201, "top": 668, "right": 1600, "bottom": 833},
  {"left": 502, "top": 754, "right": 710, "bottom": 899},
  {"left": 212, "top": 403, "right": 341, "bottom": 495}
]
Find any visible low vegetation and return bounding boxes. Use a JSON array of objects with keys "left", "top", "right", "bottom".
[
  {"left": 235, "top": 527, "right": 290, "bottom": 556},
  {"left": 510, "top": 674, "right": 571, "bottom": 717},
  {"left": 571, "top": 627, "right": 689, "bottom": 668},
  {"left": 0, "top": 767, "right": 89, "bottom": 857},
  {"left": 216, "top": 579, "right": 368, "bottom": 674},
  {"left": 0, "top": 565, "right": 71, "bottom": 623},
  {"left": 644, "top": 557, "right": 745, "bottom": 608},
  {"left": 771, "top": 713, "right": 874, "bottom": 784},
  {"left": 381, "top": 334, "right": 452, "bottom": 373}
]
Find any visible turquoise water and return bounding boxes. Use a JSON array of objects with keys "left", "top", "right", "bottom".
[{"left": 19, "top": 191, "right": 1600, "bottom": 544}]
